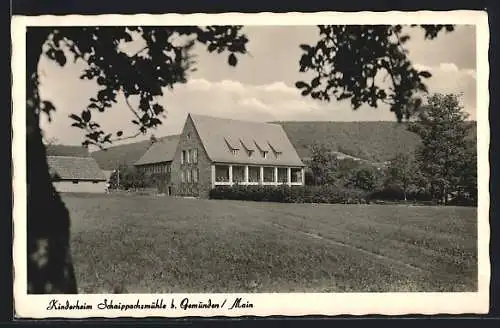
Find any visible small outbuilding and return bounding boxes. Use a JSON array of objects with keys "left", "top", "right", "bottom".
[{"left": 46, "top": 145, "right": 107, "bottom": 193}]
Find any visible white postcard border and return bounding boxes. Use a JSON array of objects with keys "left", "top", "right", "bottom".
[{"left": 12, "top": 11, "right": 491, "bottom": 318}]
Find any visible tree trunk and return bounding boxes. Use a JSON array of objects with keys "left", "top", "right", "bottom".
[
  {"left": 444, "top": 186, "right": 448, "bottom": 206},
  {"left": 26, "top": 28, "right": 78, "bottom": 294}
]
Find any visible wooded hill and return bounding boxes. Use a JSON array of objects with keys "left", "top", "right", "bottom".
[
  {"left": 277, "top": 121, "right": 476, "bottom": 162},
  {"left": 91, "top": 121, "right": 477, "bottom": 170}
]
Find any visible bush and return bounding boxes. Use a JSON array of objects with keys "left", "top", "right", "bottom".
[
  {"left": 209, "top": 184, "right": 367, "bottom": 204},
  {"left": 367, "top": 186, "right": 435, "bottom": 204}
]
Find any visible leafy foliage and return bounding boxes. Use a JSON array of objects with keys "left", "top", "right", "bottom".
[
  {"left": 210, "top": 185, "right": 367, "bottom": 204},
  {"left": 344, "top": 166, "right": 383, "bottom": 191},
  {"left": 40, "top": 26, "right": 248, "bottom": 148},
  {"left": 308, "top": 144, "right": 341, "bottom": 185},
  {"left": 384, "top": 152, "right": 422, "bottom": 200},
  {"left": 296, "top": 25, "right": 454, "bottom": 121},
  {"left": 408, "top": 93, "right": 476, "bottom": 203},
  {"left": 108, "top": 165, "right": 150, "bottom": 190}
]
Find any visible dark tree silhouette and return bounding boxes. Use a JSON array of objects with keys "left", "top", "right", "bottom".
[
  {"left": 26, "top": 25, "right": 453, "bottom": 294},
  {"left": 295, "top": 25, "right": 454, "bottom": 121},
  {"left": 26, "top": 26, "right": 248, "bottom": 294}
]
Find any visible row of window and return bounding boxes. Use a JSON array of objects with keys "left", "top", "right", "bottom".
[
  {"left": 71, "top": 180, "right": 101, "bottom": 184},
  {"left": 214, "top": 165, "right": 302, "bottom": 183},
  {"left": 181, "top": 168, "right": 199, "bottom": 184},
  {"left": 181, "top": 148, "right": 198, "bottom": 164},
  {"left": 141, "top": 163, "right": 170, "bottom": 174},
  {"left": 225, "top": 138, "right": 282, "bottom": 159},
  {"left": 230, "top": 148, "right": 278, "bottom": 159}
]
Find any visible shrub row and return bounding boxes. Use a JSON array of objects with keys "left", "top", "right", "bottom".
[
  {"left": 209, "top": 185, "right": 368, "bottom": 204},
  {"left": 209, "top": 185, "right": 476, "bottom": 206}
]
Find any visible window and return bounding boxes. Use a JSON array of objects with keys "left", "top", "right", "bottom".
[
  {"left": 231, "top": 149, "right": 239, "bottom": 156},
  {"left": 248, "top": 166, "right": 260, "bottom": 182},
  {"left": 192, "top": 149, "right": 198, "bottom": 163},
  {"left": 232, "top": 166, "right": 245, "bottom": 183},
  {"left": 187, "top": 133, "right": 191, "bottom": 140},
  {"left": 192, "top": 168, "right": 198, "bottom": 183},
  {"left": 181, "top": 171, "right": 185, "bottom": 183},
  {"left": 181, "top": 150, "right": 186, "bottom": 164},
  {"left": 275, "top": 151, "right": 282, "bottom": 159},
  {"left": 186, "top": 149, "right": 191, "bottom": 164},
  {"left": 247, "top": 150, "right": 254, "bottom": 157},
  {"left": 278, "top": 168, "right": 288, "bottom": 183},
  {"left": 263, "top": 167, "right": 274, "bottom": 182},
  {"left": 262, "top": 151, "right": 268, "bottom": 159},
  {"left": 291, "top": 168, "right": 302, "bottom": 183},
  {"left": 187, "top": 169, "right": 191, "bottom": 183},
  {"left": 215, "top": 165, "right": 230, "bottom": 182}
]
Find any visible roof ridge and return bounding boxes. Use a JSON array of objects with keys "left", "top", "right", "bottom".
[
  {"left": 47, "top": 155, "right": 92, "bottom": 159},
  {"left": 189, "top": 113, "right": 281, "bottom": 127}
]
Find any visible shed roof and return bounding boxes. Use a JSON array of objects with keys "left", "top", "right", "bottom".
[
  {"left": 46, "top": 145, "right": 90, "bottom": 157},
  {"left": 47, "top": 156, "right": 107, "bottom": 181},
  {"left": 134, "top": 135, "right": 180, "bottom": 166}
]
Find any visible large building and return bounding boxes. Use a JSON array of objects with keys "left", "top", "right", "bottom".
[
  {"left": 165, "top": 113, "right": 306, "bottom": 198},
  {"left": 46, "top": 145, "right": 107, "bottom": 193},
  {"left": 134, "top": 135, "right": 180, "bottom": 195},
  {"left": 132, "top": 114, "right": 306, "bottom": 198}
]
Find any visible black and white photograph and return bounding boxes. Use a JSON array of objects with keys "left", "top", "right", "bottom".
[{"left": 12, "top": 11, "right": 490, "bottom": 318}]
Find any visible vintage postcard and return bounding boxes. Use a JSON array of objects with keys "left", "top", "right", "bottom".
[{"left": 12, "top": 11, "right": 490, "bottom": 318}]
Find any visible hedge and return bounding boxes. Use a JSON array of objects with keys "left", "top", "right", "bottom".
[
  {"left": 209, "top": 184, "right": 476, "bottom": 206},
  {"left": 209, "top": 184, "right": 367, "bottom": 204}
]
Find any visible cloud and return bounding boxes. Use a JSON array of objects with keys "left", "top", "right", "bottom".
[
  {"left": 255, "top": 81, "right": 298, "bottom": 94},
  {"left": 413, "top": 62, "right": 477, "bottom": 119},
  {"left": 37, "top": 57, "right": 477, "bottom": 148},
  {"left": 238, "top": 97, "right": 271, "bottom": 111},
  {"left": 216, "top": 80, "right": 246, "bottom": 94},
  {"left": 438, "top": 62, "right": 460, "bottom": 73},
  {"left": 161, "top": 78, "right": 324, "bottom": 124}
]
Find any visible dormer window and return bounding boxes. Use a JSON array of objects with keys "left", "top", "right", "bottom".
[
  {"left": 268, "top": 142, "right": 281, "bottom": 159},
  {"left": 225, "top": 137, "right": 240, "bottom": 156},
  {"left": 254, "top": 140, "right": 270, "bottom": 159},
  {"left": 240, "top": 139, "right": 255, "bottom": 158}
]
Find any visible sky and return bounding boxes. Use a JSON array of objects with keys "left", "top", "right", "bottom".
[{"left": 37, "top": 25, "right": 477, "bottom": 147}]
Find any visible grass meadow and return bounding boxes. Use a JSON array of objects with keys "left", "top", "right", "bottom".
[{"left": 63, "top": 193, "right": 478, "bottom": 294}]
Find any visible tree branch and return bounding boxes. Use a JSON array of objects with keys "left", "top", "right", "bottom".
[
  {"left": 393, "top": 28, "right": 409, "bottom": 55},
  {"left": 123, "top": 95, "right": 142, "bottom": 121},
  {"left": 131, "top": 46, "right": 149, "bottom": 58},
  {"left": 110, "top": 131, "right": 142, "bottom": 143}
]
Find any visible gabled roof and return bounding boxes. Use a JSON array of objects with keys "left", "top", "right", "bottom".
[
  {"left": 239, "top": 138, "right": 255, "bottom": 151},
  {"left": 46, "top": 145, "right": 90, "bottom": 157},
  {"left": 224, "top": 136, "right": 240, "bottom": 150},
  {"left": 189, "top": 114, "right": 304, "bottom": 167},
  {"left": 47, "top": 156, "right": 107, "bottom": 181},
  {"left": 134, "top": 135, "right": 180, "bottom": 166}
]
